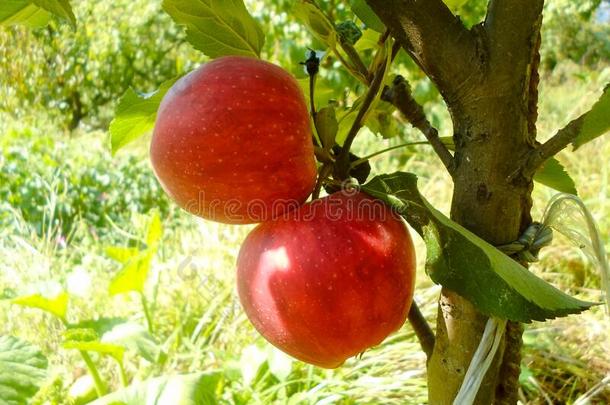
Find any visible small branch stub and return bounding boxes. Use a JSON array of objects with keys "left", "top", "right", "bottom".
[{"left": 382, "top": 76, "right": 455, "bottom": 175}]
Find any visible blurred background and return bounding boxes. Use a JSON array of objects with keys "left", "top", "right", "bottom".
[{"left": 0, "top": 0, "right": 609, "bottom": 403}]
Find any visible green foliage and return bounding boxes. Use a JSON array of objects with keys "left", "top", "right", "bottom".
[
  {"left": 0, "top": 336, "right": 48, "bottom": 405},
  {"left": 0, "top": 2, "right": 52, "bottom": 28},
  {"left": 109, "top": 77, "right": 179, "bottom": 155},
  {"left": 350, "top": 0, "right": 384, "bottom": 32},
  {"left": 573, "top": 84, "right": 610, "bottom": 149},
  {"left": 0, "top": 0, "right": 200, "bottom": 129},
  {"left": 90, "top": 373, "right": 222, "bottom": 405},
  {"left": 0, "top": 126, "right": 171, "bottom": 238},
  {"left": 12, "top": 291, "right": 69, "bottom": 321},
  {"left": 363, "top": 172, "right": 595, "bottom": 322},
  {"left": 162, "top": 0, "right": 265, "bottom": 58},
  {"left": 534, "top": 158, "right": 578, "bottom": 195},
  {"left": 0, "top": 0, "right": 75, "bottom": 28},
  {"left": 107, "top": 211, "right": 162, "bottom": 296},
  {"left": 541, "top": 0, "right": 610, "bottom": 69}
]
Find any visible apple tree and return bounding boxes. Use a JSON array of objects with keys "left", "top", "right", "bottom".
[
  {"left": 117, "top": 0, "right": 610, "bottom": 401},
  {"left": 4, "top": 0, "right": 608, "bottom": 403}
]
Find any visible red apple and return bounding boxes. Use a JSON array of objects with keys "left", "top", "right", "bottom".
[
  {"left": 150, "top": 56, "right": 317, "bottom": 224},
  {"left": 237, "top": 191, "right": 416, "bottom": 368}
]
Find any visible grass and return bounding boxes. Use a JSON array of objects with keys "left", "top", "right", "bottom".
[{"left": 1, "top": 63, "right": 609, "bottom": 404}]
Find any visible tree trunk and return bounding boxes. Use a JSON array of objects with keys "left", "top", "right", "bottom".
[
  {"left": 428, "top": 90, "right": 535, "bottom": 404},
  {"left": 364, "top": 1, "right": 545, "bottom": 402}
]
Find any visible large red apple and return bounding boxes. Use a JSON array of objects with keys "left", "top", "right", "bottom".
[
  {"left": 150, "top": 56, "right": 317, "bottom": 224},
  {"left": 237, "top": 191, "right": 416, "bottom": 368}
]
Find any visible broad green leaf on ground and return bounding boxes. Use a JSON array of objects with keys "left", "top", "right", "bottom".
[
  {"left": 240, "top": 345, "right": 266, "bottom": 386},
  {"left": 349, "top": 0, "right": 385, "bottom": 32},
  {"left": 266, "top": 347, "right": 293, "bottom": 381},
  {"left": 0, "top": 0, "right": 74, "bottom": 27},
  {"left": 12, "top": 291, "right": 69, "bottom": 321},
  {"left": 294, "top": 1, "right": 337, "bottom": 48},
  {"left": 109, "top": 77, "right": 179, "bottom": 155},
  {"left": 101, "top": 322, "right": 164, "bottom": 363},
  {"left": 89, "top": 373, "right": 221, "bottom": 405},
  {"left": 62, "top": 329, "right": 125, "bottom": 362},
  {"left": 0, "top": 1, "right": 51, "bottom": 27},
  {"left": 534, "top": 157, "right": 577, "bottom": 195},
  {"left": 105, "top": 246, "right": 140, "bottom": 264},
  {"left": 438, "top": 136, "right": 577, "bottom": 193},
  {"left": 108, "top": 249, "right": 154, "bottom": 295},
  {"left": 362, "top": 172, "right": 595, "bottom": 322},
  {"left": 572, "top": 84, "right": 610, "bottom": 149},
  {"left": 162, "top": 0, "right": 264, "bottom": 58},
  {"left": 68, "top": 318, "right": 128, "bottom": 336},
  {"left": 0, "top": 336, "right": 48, "bottom": 405}
]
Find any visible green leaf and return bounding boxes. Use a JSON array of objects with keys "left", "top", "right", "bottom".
[
  {"left": 572, "top": 85, "right": 610, "bottom": 149},
  {"left": 0, "top": 0, "right": 74, "bottom": 27},
  {"left": 162, "top": 0, "right": 264, "bottom": 58},
  {"left": 534, "top": 157, "right": 577, "bottom": 195},
  {"left": 32, "top": 0, "right": 75, "bottom": 27},
  {"left": 108, "top": 249, "right": 154, "bottom": 296},
  {"left": 62, "top": 329, "right": 125, "bottom": 362},
  {"left": 314, "top": 106, "right": 338, "bottom": 150},
  {"left": 350, "top": 0, "right": 385, "bottom": 32},
  {"left": 101, "top": 323, "right": 164, "bottom": 364},
  {"left": 0, "top": 336, "right": 48, "bottom": 405},
  {"left": 109, "top": 77, "right": 179, "bottom": 156},
  {"left": 293, "top": 0, "right": 337, "bottom": 48},
  {"left": 366, "top": 102, "right": 399, "bottom": 139},
  {"left": 443, "top": 0, "right": 470, "bottom": 12},
  {"left": 354, "top": 29, "right": 381, "bottom": 52},
  {"left": 362, "top": 172, "right": 595, "bottom": 322},
  {"left": 89, "top": 373, "right": 221, "bottom": 405},
  {"left": 266, "top": 347, "right": 292, "bottom": 381},
  {"left": 12, "top": 291, "right": 69, "bottom": 321},
  {"left": 0, "top": 1, "right": 51, "bottom": 28}
]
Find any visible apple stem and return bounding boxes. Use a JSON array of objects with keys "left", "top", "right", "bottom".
[
  {"left": 311, "top": 163, "right": 333, "bottom": 199},
  {"left": 408, "top": 301, "right": 435, "bottom": 359}
]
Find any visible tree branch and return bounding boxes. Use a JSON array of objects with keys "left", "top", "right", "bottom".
[
  {"left": 408, "top": 301, "right": 435, "bottom": 359},
  {"left": 382, "top": 76, "right": 455, "bottom": 175},
  {"left": 517, "top": 115, "right": 586, "bottom": 179},
  {"left": 485, "top": 0, "right": 544, "bottom": 79},
  {"left": 365, "top": 0, "right": 479, "bottom": 100}
]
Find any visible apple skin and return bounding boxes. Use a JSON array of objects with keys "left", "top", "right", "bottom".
[
  {"left": 237, "top": 191, "right": 416, "bottom": 368},
  {"left": 150, "top": 56, "right": 317, "bottom": 224}
]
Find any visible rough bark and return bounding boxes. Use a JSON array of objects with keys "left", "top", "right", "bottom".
[{"left": 365, "top": 0, "right": 545, "bottom": 403}]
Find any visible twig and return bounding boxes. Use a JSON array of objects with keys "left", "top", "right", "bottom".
[
  {"left": 513, "top": 83, "right": 609, "bottom": 181},
  {"left": 521, "top": 116, "right": 585, "bottom": 179},
  {"left": 382, "top": 76, "right": 455, "bottom": 175},
  {"left": 408, "top": 301, "right": 435, "bottom": 359},
  {"left": 335, "top": 58, "right": 388, "bottom": 179},
  {"left": 350, "top": 141, "right": 430, "bottom": 168}
]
